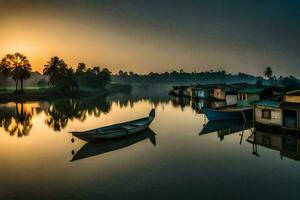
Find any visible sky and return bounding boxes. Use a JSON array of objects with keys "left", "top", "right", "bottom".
[{"left": 0, "top": 0, "right": 300, "bottom": 76}]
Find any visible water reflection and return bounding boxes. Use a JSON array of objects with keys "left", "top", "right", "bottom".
[
  {"left": 0, "top": 92, "right": 171, "bottom": 136},
  {"left": 248, "top": 131, "right": 300, "bottom": 161},
  {"left": 45, "top": 97, "right": 111, "bottom": 131},
  {"left": 200, "top": 120, "right": 253, "bottom": 141},
  {"left": 0, "top": 102, "right": 33, "bottom": 137},
  {"left": 71, "top": 128, "right": 156, "bottom": 162}
]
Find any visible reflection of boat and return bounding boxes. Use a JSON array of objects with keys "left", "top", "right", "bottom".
[
  {"left": 202, "top": 107, "right": 253, "bottom": 121},
  {"left": 200, "top": 120, "right": 253, "bottom": 140},
  {"left": 200, "top": 120, "right": 253, "bottom": 135},
  {"left": 71, "top": 109, "right": 155, "bottom": 141},
  {"left": 71, "top": 129, "right": 156, "bottom": 162},
  {"left": 247, "top": 131, "right": 300, "bottom": 161}
]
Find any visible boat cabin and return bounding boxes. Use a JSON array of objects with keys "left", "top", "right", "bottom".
[
  {"left": 237, "top": 88, "right": 273, "bottom": 107},
  {"left": 282, "top": 90, "right": 300, "bottom": 130},
  {"left": 254, "top": 100, "right": 282, "bottom": 126},
  {"left": 172, "top": 86, "right": 189, "bottom": 97},
  {"left": 191, "top": 86, "right": 213, "bottom": 99},
  {"left": 225, "top": 90, "right": 238, "bottom": 106},
  {"left": 212, "top": 85, "right": 230, "bottom": 100}
]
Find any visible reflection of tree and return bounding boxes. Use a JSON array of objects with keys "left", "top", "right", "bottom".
[
  {"left": 0, "top": 102, "right": 33, "bottom": 137},
  {"left": 107, "top": 91, "right": 171, "bottom": 109},
  {"left": 44, "top": 98, "right": 111, "bottom": 131}
]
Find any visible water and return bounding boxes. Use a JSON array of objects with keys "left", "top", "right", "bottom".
[{"left": 1, "top": 92, "right": 300, "bottom": 200}]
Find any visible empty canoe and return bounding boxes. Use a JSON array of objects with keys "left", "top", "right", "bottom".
[{"left": 71, "top": 109, "right": 155, "bottom": 141}]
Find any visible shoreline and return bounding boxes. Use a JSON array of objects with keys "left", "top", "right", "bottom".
[{"left": 0, "top": 83, "right": 131, "bottom": 103}]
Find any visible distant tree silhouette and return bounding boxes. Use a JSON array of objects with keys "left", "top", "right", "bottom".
[
  {"left": 43, "top": 56, "right": 67, "bottom": 87},
  {"left": 76, "top": 65, "right": 111, "bottom": 88},
  {"left": 264, "top": 67, "right": 273, "bottom": 79},
  {"left": 0, "top": 58, "right": 11, "bottom": 88},
  {"left": 43, "top": 57, "right": 78, "bottom": 93},
  {"left": 2, "top": 53, "right": 32, "bottom": 92},
  {"left": 112, "top": 69, "right": 271, "bottom": 85},
  {"left": 58, "top": 68, "right": 79, "bottom": 92},
  {"left": 76, "top": 63, "right": 86, "bottom": 74},
  {"left": 281, "top": 76, "right": 300, "bottom": 90}
]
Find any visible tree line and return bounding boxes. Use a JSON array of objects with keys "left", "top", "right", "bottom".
[
  {"left": 0, "top": 53, "right": 112, "bottom": 93},
  {"left": 113, "top": 67, "right": 300, "bottom": 89},
  {"left": 1, "top": 52, "right": 299, "bottom": 92}
]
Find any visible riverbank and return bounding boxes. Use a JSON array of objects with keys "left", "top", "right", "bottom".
[{"left": 0, "top": 83, "right": 131, "bottom": 103}]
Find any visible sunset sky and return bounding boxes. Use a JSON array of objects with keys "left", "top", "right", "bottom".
[{"left": 1, "top": 0, "right": 300, "bottom": 76}]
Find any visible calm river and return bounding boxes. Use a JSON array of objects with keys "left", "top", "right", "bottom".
[{"left": 1, "top": 89, "right": 300, "bottom": 199}]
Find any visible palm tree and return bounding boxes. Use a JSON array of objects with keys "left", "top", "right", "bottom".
[
  {"left": 0, "top": 58, "right": 12, "bottom": 88},
  {"left": 43, "top": 56, "right": 67, "bottom": 87},
  {"left": 2, "top": 53, "right": 32, "bottom": 92},
  {"left": 0, "top": 58, "right": 11, "bottom": 74},
  {"left": 56, "top": 67, "right": 79, "bottom": 92},
  {"left": 264, "top": 67, "right": 273, "bottom": 79},
  {"left": 76, "top": 62, "right": 86, "bottom": 74}
]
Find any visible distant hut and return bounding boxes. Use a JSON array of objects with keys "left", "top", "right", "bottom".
[
  {"left": 192, "top": 85, "right": 214, "bottom": 99},
  {"left": 211, "top": 85, "right": 234, "bottom": 100},
  {"left": 237, "top": 88, "right": 273, "bottom": 107},
  {"left": 171, "top": 86, "right": 189, "bottom": 97},
  {"left": 254, "top": 100, "right": 282, "bottom": 127}
]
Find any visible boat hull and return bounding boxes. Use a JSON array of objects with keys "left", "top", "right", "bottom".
[
  {"left": 202, "top": 107, "right": 253, "bottom": 121},
  {"left": 73, "top": 122, "right": 152, "bottom": 141},
  {"left": 72, "top": 109, "right": 155, "bottom": 141}
]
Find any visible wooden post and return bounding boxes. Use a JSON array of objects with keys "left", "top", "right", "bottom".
[{"left": 253, "top": 104, "right": 255, "bottom": 130}]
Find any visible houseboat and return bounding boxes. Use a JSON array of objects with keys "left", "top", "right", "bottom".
[
  {"left": 202, "top": 87, "right": 274, "bottom": 121},
  {"left": 212, "top": 84, "right": 228, "bottom": 100},
  {"left": 170, "top": 86, "right": 190, "bottom": 97},
  {"left": 237, "top": 88, "right": 273, "bottom": 107},
  {"left": 254, "top": 100, "right": 282, "bottom": 128},
  {"left": 191, "top": 85, "right": 214, "bottom": 99},
  {"left": 282, "top": 90, "right": 300, "bottom": 131}
]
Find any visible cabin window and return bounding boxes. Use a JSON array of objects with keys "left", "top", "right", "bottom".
[
  {"left": 238, "top": 94, "right": 247, "bottom": 101},
  {"left": 262, "top": 109, "right": 271, "bottom": 119}
]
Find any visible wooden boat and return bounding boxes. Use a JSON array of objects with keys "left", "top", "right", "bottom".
[
  {"left": 201, "top": 107, "right": 253, "bottom": 121},
  {"left": 71, "top": 129, "right": 156, "bottom": 162},
  {"left": 71, "top": 109, "right": 155, "bottom": 141}
]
